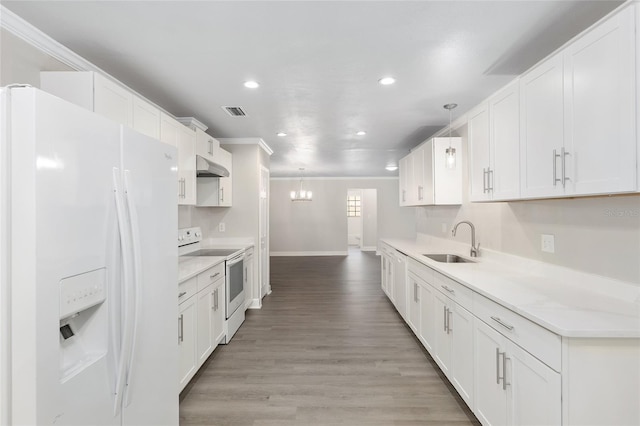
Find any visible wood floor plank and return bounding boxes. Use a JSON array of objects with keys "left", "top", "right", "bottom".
[{"left": 179, "top": 250, "right": 480, "bottom": 426}]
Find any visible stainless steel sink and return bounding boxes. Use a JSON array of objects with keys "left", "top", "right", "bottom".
[{"left": 423, "top": 254, "right": 476, "bottom": 263}]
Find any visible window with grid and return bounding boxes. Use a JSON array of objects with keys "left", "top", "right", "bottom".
[{"left": 347, "top": 195, "right": 361, "bottom": 217}]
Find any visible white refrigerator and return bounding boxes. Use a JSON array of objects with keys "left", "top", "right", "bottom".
[{"left": 0, "top": 87, "right": 179, "bottom": 425}]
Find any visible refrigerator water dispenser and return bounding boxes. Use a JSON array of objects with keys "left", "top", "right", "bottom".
[{"left": 59, "top": 268, "right": 108, "bottom": 382}]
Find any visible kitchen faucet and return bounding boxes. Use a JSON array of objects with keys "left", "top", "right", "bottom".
[{"left": 452, "top": 221, "right": 480, "bottom": 257}]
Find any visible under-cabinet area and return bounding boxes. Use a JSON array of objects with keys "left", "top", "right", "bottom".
[{"left": 379, "top": 239, "right": 640, "bottom": 426}]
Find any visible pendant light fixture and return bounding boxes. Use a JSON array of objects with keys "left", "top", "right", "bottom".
[
  {"left": 290, "top": 168, "right": 312, "bottom": 201},
  {"left": 443, "top": 103, "right": 457, "bottom": 169}
]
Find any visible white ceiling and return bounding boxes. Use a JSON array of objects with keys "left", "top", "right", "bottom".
[{"left": 3, "top": 1, "right": 623, "bottom": 177}]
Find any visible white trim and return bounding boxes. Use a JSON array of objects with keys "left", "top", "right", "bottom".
[
  {"left": 1, "top": 5, "right": 95, "bottom": 73},
  {"left": 246, "top": 298, "right": 261, "bottom": 310},
  {"left": 218, "top": 138, "right": 274, "bottom": 156},
  {"left": 360, "top": 246, "right": 377, "bottom": 252},
  {"left": 176, "top": 117, "right": 208, "bottom": 132},
  {"left": 270, "top": 251, "right": 348, "bottom": 257},
  {"left": 270, "top": 176, "right": 398, "bottom": 181}
]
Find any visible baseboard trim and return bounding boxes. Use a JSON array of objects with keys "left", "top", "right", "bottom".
[
  {"left": 361, "top": 246, "right": 377, "bottom": 252},
  {"left": 246, "top": 298, "right": 262, "bottom": 310},
  {"left": 270, "top": 251, "right": 348, "bottom": 257}
]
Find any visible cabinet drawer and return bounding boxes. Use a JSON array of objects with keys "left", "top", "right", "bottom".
[
  {"left": 407, "top": 258, "right": 433, "bottom": 284},
  {"left": 196, "top": 262, "right": 225, "bottom": 291},
  {"left": 178, "top": 276, "right": 197, "bottom": 304},
  {"left": 473, "top": 294, "right": 561, "bottom": 371},
  {"left": 431, "top": 271, "right": 473, "bottom": 311}
]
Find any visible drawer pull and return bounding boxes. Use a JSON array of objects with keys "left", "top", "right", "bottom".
[
  {"left": 441, "top": 285, "right": 455, "bottom": 294},
  {"left": 210, "top": 272, "right": 220, "bottom": 280},
  {"left": 178, "top": 291, "right": 187, "bottom": 298},
  {"left": 491, "top": 316, "right": 514, "bottom": 331}
]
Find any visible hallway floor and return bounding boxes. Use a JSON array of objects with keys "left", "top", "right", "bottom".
[{"left": 179, "top": 251, "right": 480, "bottom": 425}]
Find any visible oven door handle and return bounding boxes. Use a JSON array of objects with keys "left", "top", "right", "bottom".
[{"left": 226, "top": 253, "right": 245, "bottom": 268}]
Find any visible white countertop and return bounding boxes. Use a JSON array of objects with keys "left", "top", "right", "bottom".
[
  {"left": 382, "top": 237, "right": 640, "bottom": 338},
  {"left": 178, "top": 256, "right": 225, "bottom": 283},
  {"left": 178, "top": 239, "right": 255, "bottom": 283}
]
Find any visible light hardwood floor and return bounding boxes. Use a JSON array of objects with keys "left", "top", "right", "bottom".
[{"left": 179, "top": 249, "right": 480, "bottom": 425}]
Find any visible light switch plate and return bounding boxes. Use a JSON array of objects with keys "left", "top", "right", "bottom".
[
  {"left": 541, "top": 234, "right": 555, "bottom": 253},
  {"left": 219, "top": 222, "right": 226, "bottom": 232}
]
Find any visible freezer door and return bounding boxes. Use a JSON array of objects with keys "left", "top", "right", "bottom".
[
  {"left": 120, "top": 126, "right": 178, "bottom": 425},
  {"left": 9, "top": 88, "right": 121, "bottom": 425}
]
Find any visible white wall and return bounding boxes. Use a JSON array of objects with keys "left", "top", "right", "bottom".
[
  {"left": 416, "top": 124, "right": 640, "bottom": 284},
  {"left": 0, "top": 28, "right": 74, "bottom": 87},
  {"left": 362, "top": 189, "right": 378, "bottom": 250},
  {"left": 270, "top": 178, "right": 415, "bottom": 255}
]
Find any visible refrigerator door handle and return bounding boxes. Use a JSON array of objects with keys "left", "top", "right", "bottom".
[
  {"left": 112, "top": 167, "right": 134, "bottom": 417},
  {"left": 123, "top": 170, "right": 143, "bottom": 407}
]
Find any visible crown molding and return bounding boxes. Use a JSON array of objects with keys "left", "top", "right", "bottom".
[
  {"left": 219, "top": 138, "right": 274, "bottom": 156},
  {"left": 1, "top": 5, "right": 98, "bottom": 73}
]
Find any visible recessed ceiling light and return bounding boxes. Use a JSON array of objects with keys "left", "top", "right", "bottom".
[
  {"left": 385, "top": 165, "right": 398, "bottom": 171},
  {"left": 277, "top": 132, "right": 287, "bottom": 137},
  {"left": 356, "top": 131, "right": 367, "bottom": 136},
  {"left": 378, "top": 76, "right": 396, "bottom": 85},
  {"left": 244, "top": 80, "right": 260, "bottom": 89}
]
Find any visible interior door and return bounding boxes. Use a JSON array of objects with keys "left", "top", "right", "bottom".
[{"left": 259, "top": 166, "right": 270, "bottom": 298}]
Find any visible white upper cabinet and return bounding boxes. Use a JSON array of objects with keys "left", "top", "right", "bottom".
[
  {"left": 194, "top": 127, "right": 220, "bottom": 162},
  {"left": 468, "top": 102, "right": 491, "bottom": 202},
  {"left": 469, "top": 81, "right": 520, "bottom": 202},
  {"left": 520, "top": 52, "right": 566, "bottom": 198},
  {"left": 161, "top": 112, "right": 196, "bottom": 205},
  {"left": 399, "top": 137, "right": 462, "bottom": 206},
  {"left": 41, "top": 71, "right": 161, "bottom": 139},
  {"left": 520, "top": 5, "right": 637, "bottom": 199},
  {"left": 564, "top": 6, "right": 636, "bottom": 196}
]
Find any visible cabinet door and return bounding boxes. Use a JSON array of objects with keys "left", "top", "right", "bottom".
[
  {"left": 474, "top": 320, "right": 508, "bottom": 426},
  {"left": 468, "top": 103, "right": 491, "bottom": 202},
  {"left": 564, "top": 7, "right": 636, "bottom": 195},
  {"left": 178, "top": 125, "right": 196, "bottom": 205},
  {"left": 212, "top": 282, "right": 226, "bottom": 346},
  {"left": 398, "top": 156, "right": 409, "bottom": 206},
  {"left": 385, "top": 254, "right": 394, "bottom": 300},
  {"left": 406, "top": 274, "right": 421, "bottom": 335},
  {"left": 433, "top": 292, "right": 452, "bottom": 376},
  {"left": 508, "top": 342, "right": 561, "bottom": 426},
  {"left": 93, "top": 73, "right": 133, "bottom": 127},
  {"left": 418, "top": 281, "right": 436, "bottom": 353},
  {"left": 178, "top": 297, "right": 197, "bottom": 391},
  {"left": 217, "top": 148, "right": 233, "bottom": 207},
  {"left": 392, "top": 254, "right": 407, "bottom": 319},
  {"left": 132, "top": 96, "right": 160, "bottom": 139},
  {"left": 490, "top": 81, "right": 520, "bottom": 200},
  {"left": 196, "top": 285, "right": 214, "bottom": 367},
  {"left": 160, "top": 112, "right": 180, "bottom": 148},
  {"left": 450, "top": 304, "right": 475, "bottom": 409},
  {"left": 412, "top": 146, "right": 428, "bottom": 205},
  {"left": 519, "top": 53, "right": 565, "bottom": 199},
  {"left": 195, "top": 128, "right": 219, "bottom": 161},
  {"left": 245, "top": 252, "right": 255, "bottom": 307}
]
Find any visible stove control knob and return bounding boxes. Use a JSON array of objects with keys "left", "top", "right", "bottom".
[
  {"left": 178, "top": 235, "right": 184, "bottom": 241},
  {"left": 195, "top": 232, "right": 201, "bottom": 238}
]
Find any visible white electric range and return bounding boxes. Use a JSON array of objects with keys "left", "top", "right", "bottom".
[{"left": 178, "top": 227, "right": 246, "bottom": 343}]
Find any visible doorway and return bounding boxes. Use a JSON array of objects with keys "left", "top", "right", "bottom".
[{"left": 347, "top": 188, "right": 377, "bottom": 252}]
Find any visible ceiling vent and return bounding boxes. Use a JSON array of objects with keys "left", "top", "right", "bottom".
[{"left": 222, "top": 106, "right": 247, "bottom": 117}]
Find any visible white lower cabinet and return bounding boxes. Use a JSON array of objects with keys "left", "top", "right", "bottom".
[
  {"left": 380, "top": 245, "right": 395, "bottom": 299},
  {"left": 392, "top": 251, "right": 407, "bottom": 319},
  {"left": 178, "top": 293, "right": 197, "bottom": 391},
  {"left": 407, "top": 273, "right": 421, "bottom": 334},
  {"left": 178, "top": 263, "right": 226, "bottom": 391},
  {"left": 474, "top": 319, "right": 560, "bottom": 426},
  {"left": 418, "top": 280, "right": 435, "bottom": 353}
]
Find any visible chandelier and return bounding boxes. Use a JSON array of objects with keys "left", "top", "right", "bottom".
[{"left": 290, "top": 168, "right": 312, "bottom": 201}]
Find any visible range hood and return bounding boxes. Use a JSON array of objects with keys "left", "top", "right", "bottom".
[{"left": 196, "top": 155, "right": 230, "bottom": 178}]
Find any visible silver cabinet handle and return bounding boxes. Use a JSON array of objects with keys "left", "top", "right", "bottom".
[
  {"left": 446, "top": 307, "right": 452, "bottom": 334},
  {"left": 414, "top": 282, "right": 418, "bottom": 302},
  {"left": 213, "top": 289, "right": 218, "bottom": 311},
  {"left": 418, "top": 186, "right": 423, "bottom": 201},
  {"left": 443, "top": 306, "right": 447, "bottom": 332},
  {"left": 483, "top": 168, "right": 488, "bottom": 193},
  {"left": 178, "top": 291, "right": 187, "bottom": 298},
  {"left": 208, "top": 139, "right": 214, "bottom": 155},
  {"left": 210, "top": 272, "right": 220, "bottom": 280},
  {"left": 441, "top": 285, "right": 455, "bottom": 294},
  {"left": 496, "top": 347, "right": 501, "bottom": 384},
  {"left": 553, "top": 149, "right": 561, "bottom": 186},
  {"left": 502, "top": 352, "right": 509, "bottom": 390},
  {"left": 402, "top": 189, "right": 406, "bottom": 202},
  {"left": 220, "top": 187, "right": 224, "bottom": 202},
  {"left": 491, "top": 316, "right": 514, "bottom": 331},
  {"left": 178, "top": 314, "right": 184, "bottom": 343}
]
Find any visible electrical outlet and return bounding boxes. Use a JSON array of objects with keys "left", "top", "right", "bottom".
[
  {"left": 541, "top": 234, "right": 555, "bottom": 253},
  {"left": 218, "top": 222, "right": 226, "bottom": 232}
]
